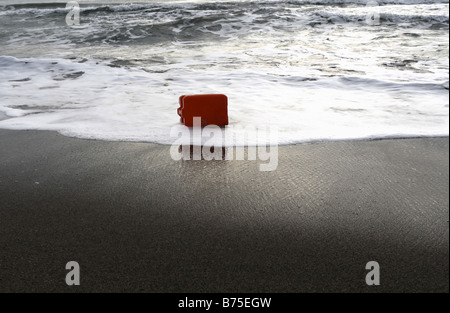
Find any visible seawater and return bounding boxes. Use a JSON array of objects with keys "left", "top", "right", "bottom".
[{"left": 0, "top": 0, "right": 448, "bottom": 145}]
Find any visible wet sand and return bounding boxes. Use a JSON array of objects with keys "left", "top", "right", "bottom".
[{"left": 0, "top": 129, "right": 448, "bottom": 292}]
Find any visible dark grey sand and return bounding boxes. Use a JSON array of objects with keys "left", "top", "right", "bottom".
[{"left": 0, "top": 129, "right": 448, "bottom": 292}]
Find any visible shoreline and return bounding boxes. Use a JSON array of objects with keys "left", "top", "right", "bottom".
[
  {"left": 0, "top": 129, "right": 448, "bottom": 292},
  {"left": 0, "top": 121, "right": 449, "bottom": 146}
]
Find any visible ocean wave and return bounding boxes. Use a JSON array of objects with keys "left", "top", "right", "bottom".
[
  {"left": 1, "top": 0, "right": 449, "bottom": 15},
  {"left": 0, "top": 1, "right": 448, "bottom": 144},
  {"left": 0, "top": 55, "right": 448, "bottom": 145},
  {"left": 1, "top": 1, "right": 447, "bottom": 47}
]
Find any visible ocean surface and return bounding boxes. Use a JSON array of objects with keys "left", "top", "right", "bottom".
[{"left": 0, "top": 0, "right": 448, "bottom": 145}]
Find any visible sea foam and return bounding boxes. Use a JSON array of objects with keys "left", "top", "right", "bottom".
[
  {"left": 0, "top": 55, "right": 448, "bottom": 145},
  {"left": 0, "top": 1, "right": 448, "bottom": 145}
]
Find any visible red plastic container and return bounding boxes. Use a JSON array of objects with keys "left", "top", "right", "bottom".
[{"left": 177, "top": 94, "right": 228, "bottom": 127}]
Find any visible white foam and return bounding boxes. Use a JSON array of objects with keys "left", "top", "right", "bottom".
[
  {"left": 0, "top": 55, "right": 448, "bottom": 145},
  {"left": 0, "top": 1, "right": 448, "bottom": 145}
]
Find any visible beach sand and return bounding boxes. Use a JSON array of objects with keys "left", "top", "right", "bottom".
[{"left": 0, "top": 129, "right": 448, "bottom": 292}]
